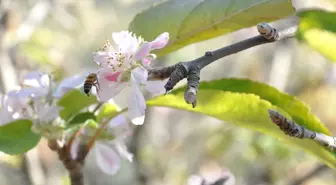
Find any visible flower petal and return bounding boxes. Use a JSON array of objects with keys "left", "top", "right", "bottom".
[
  {"left": 128, "top": 81, "right": 146, "bottom": 125},
  {"left": 23, "top": 71, "right": 50, "bottom": 88},
  {"left": 54, "top": 75, "right": 85, "bottom": 98},
  {"left": 146, "top": 79, "right": 168, "bottom": 96},
  {"left": 103, "top": 71, "right": 121, "bottom": 82},
  {"left": 113, "top": 140, "right": 133, "bottom": 162},
  {"left": 6, "top": 90, "right": 30, "bottom": 110},
  {"left": 131, "top": 67, "right": 148, "bottom": 85},
  {"left": 93, "top": 51, "right": 112, "bottom": 67},
  {"left": 95, "top": 142, "right": 121, "bottom": 175},
  {"left": 112, "top": 30, "right": 140, "bottom": 54},
  {"left": 39, "top": 105, "right": 62, "bottom": 122},
  {"left": 17, "top": 87, "right": 48, "bottom": 98},
  {"left": 96, "top": 76, "right": 127, "bottom": 102},
  {"left": 150, "top": 32, "right": 169, "bottom": 50},
  {"left": 107, "top": 115, "right": 132, "bottom": 138},
  {"left": 134, "top": 42, "right": 151, "bottom": 60}
]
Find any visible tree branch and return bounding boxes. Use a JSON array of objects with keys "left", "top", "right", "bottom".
[
  {"left": 148, "top": 23, "right": 298, "bottom": 108},
  {"left": 48, "top": 139, "right": 84, "bottom": 185},
  {"left": 267, "top": 109, "right": 336, "bottom": 151}
]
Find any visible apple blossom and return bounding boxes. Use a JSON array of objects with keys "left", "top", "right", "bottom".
[
  {"left": 71, "top": 114, "right": 133, "bottom": 175},
  {"left": 93, "top": 30, "right": 170, "bottom": 125},
  {"left": 54, "top": 74, "right": 87, "bottom": 98},
  {"left": 0, "top": 92, "right": 32, "bottom": 125},
  {"left": 20, "top": 71, "right": 51, "bottom": 98},
  {"left": 0, "top": 71, "right": 64, "bottom": 138}
]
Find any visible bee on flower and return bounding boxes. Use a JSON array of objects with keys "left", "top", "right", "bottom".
[{"left": 93, "top": 30, "right": 170, "bottom": 125}]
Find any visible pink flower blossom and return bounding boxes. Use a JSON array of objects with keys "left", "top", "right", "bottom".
[{"left": 93, "top": 31, "right": 169, "bottom": 125}]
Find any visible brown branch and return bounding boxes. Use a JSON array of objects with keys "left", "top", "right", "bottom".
[
  {"left": 148, "top": 23, "right": 298, "bottom": 108},
  {"left": 48, "top": 139, "right": 84, "bottom": 185}
]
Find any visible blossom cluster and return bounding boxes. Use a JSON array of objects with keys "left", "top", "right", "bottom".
[
  {"left": 93, "top": 30, "right": 169, "bottom": 125},
  {"left": 0, "top": 30, "right": 170, "bottom": 175}
]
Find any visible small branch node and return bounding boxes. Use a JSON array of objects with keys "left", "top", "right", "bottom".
[
  {"left": 268, "top": 109, "right": 336, "bottom": 151},
  {"left": 185, "top": 65, "right": 200, "bottom": 108},
  {"left": 164, "top": 62, "right": 188, "bottom": 93},
  {"left": 147, "top": 63, "right": 178, "bottom": 81},
  {"left": 205, "top": 51, "right": 213, "bottom": 56},
  {"left": 184, "top": 87, "right": 197, "bottom": 108},
  {"left": 257, "top": 22, "right": 279, "bottom": 41}
]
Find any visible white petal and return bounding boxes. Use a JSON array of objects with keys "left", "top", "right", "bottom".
[
  {"left": 23, "top": 71, "right": 50, "bottom": 88},
  {"left": 96, "top": 80, "right": 127, "bottom": 102},
  {"left": 112, "top": 31, "right": 139, "bottom": 53},
  {"left": 108, "top": 114, "right": 127, "bottom": 128},
  {"left": 146, "top": 79, "right": 168, "bottom": 96},
  {"left": 93, "top": 51, "right": 112, "bottom": 67},
  {"left": 107, "top": 115, "right": 131, "bottom": 138},
  {"left": 18, "top": 87, "right": 48, "bottom": 98},
  {"left": 113, "top": 140, "right": 133, "bottom": 162},
  {"left": 54, "top": 75, "right": 85, "bottom": 98},
  {"left": 95, "top": 142, "right": 121, "bottom": 175},
  {"left": 128, "top": 83, "right": 146, "bottom": 125},
  {"left": 6, "top": 90, "right": 30, "bottom": 111},
  {"left": 150, "top": 32, "right": 169, "bottom": 50},
  {"left": 131, "top": 67, "right": 148, "bottom": 85},
  {"left": 39, "top": 105, "right": 62, "bottom": 122},
  {"left": 134, "top": 42, "right": 151, "bottom": 60},
  {"left": 112, "top": 31, "right": 129, "bottom": 45},
  {"left": 188, "top": 175, "right": 203, "bottom": 185}
]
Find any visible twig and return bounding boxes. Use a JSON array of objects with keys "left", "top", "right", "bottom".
[
  {"left": 289, "top": 164, "right": 329, "bottom": 185},
  {"left": 47, "top": 118, "right": 111, "bottom": 185},
  {"left": 148, "top": 23, "right": 298, "bottom": 108},
  {"left": 267, "top": 109, "right": 336, "bottom": 151},
  {"left": 48, "top": 139, "right": 84, "bottom": 185}
]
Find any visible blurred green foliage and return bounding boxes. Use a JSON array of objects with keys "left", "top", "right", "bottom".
[
  {"left": 0, "top": 119, "right": 40, "bottom": 154},
  {"left": 297, "top": 10, "right": 336, "bottom": 62}
]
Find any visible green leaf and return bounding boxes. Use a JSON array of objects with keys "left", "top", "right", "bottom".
[
  {"left": 57, "top": 89, "right": 98, "bottom": 121},
  {"left": 146, "top": 78, "right": 336, "bottom": 168},
  {"left": 67, "top": 112, "right": 96, "bottom": 127},
  {"left": 129, "top": 0, "right": 295, "bottom": 57},
  {"left": 96, "top": 103, "right": 119, "bottom": 123},
  {"left": 0, "top": 120, "right": 41, "bottom": 155},
  {"left": 297, "top": 10, "right": 336, "bottom": 62}
]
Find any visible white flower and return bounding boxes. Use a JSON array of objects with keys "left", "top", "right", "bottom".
[
  {"left": 54, "top": 74, "right": 86, "bottom": 98},
  {"left": 0, "top": 92, "right": 31, "bottom": 125},
  {"left": 0, "top": 71, "right": 64, "bottom": 138},
  {"left": 20, "top": 71, "right": 51, "bottom": 98},
  {"left": 71, "top": 114, "right": 133, "bottom": 175},
  {"left": 93, "top": 31, "right": 170, "bottom": 125},
  {"left": 30, "top": 98, "right": 63, "bottom": 138}
]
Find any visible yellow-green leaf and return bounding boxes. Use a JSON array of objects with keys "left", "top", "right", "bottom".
[
  {"left": 297, "top": 10, "right": 336, "bottom": 62},
  {"left": 146, "top": 78, "right": 336, "bottom": 168}
]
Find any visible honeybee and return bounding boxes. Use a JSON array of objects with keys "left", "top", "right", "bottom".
[{"left": 84, "top": 73, "right": 101, "bottom": 97}]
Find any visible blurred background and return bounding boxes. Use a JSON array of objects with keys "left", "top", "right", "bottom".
[{"left": 0, "top": 0, "right": 336, "bottom": 185}]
